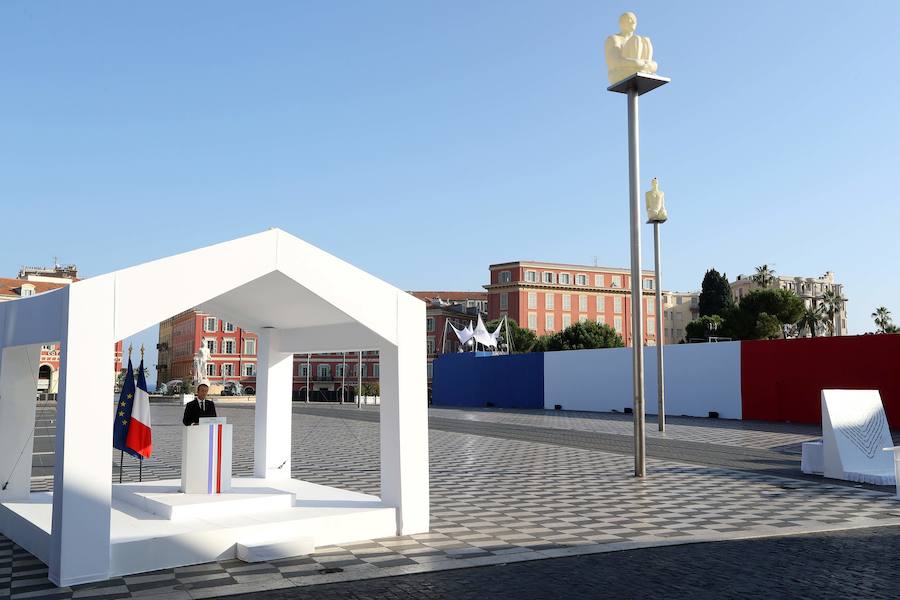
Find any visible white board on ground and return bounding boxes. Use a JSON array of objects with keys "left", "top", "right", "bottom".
[{"left": 821, "top": 389, "right": 895, "bottom": 485}]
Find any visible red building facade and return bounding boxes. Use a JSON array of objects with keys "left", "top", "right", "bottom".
[{"left": 485, "top": 261, "right": 659, "bottom": 347}]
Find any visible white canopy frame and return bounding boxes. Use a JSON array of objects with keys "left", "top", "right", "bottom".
[{"left": 0, "top": 228, "right": 429, "bottom": 586}]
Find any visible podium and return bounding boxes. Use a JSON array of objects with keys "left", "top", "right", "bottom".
[{"left": 181, "top": 417, "right": 233, "bottom": 494}]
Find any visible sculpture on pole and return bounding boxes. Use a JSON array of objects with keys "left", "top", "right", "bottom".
[
  {"left": 604, "top": 12, "right": 659, "bottom": 84},
  {"left": 192, "top": 346, "right": 211, "bottom": 387},
  {"left": 645, "top": 177, "right": 668, "bottom": 223}
]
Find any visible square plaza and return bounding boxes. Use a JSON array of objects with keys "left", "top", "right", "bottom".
[{"left": 4, "top": 402, "right": 899, "bottom": 599}]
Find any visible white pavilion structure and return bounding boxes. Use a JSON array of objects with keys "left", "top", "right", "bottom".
[{"left": 0, "top": 228, "right": 429, "bottom": 586}]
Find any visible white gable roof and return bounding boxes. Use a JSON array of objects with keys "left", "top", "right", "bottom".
[{"left": 0, "top": 229, "right": 422, "bottom": 349}]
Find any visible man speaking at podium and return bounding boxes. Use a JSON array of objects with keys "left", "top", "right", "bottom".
[{"left": 183, "top": 379, "right": 217, "bottom": 426}]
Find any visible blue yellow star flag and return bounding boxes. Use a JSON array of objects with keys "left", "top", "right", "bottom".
[{"left": 113, "top": 358, "right": 141, "bottom": 458}]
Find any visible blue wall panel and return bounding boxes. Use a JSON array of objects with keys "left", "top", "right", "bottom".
[{"left": 431, "top": 353, "right": 544, "bottom": 409}]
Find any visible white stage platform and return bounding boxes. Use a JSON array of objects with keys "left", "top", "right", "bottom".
[{"left": 0, "top": 478, "right": 397, "bottom": 579}]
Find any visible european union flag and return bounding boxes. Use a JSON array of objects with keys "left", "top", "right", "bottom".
[{"left": 113, "top": 358, "right": 141, "bottom": 458}]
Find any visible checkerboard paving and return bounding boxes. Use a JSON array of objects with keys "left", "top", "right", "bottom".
[{"left": 6, "top": 404, "right": 900, "bottom": 599}]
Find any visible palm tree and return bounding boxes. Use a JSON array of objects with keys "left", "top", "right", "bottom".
[
  {"left": 872, "top": 306, "right": 892, "bottom": 333},
  {"left": 820, "top": 289, "right": 846, "bottom": 336},
  {"left": 751, "top": 264, "right": 777, "bottom": 288},
  {"left": 796, "top": 304, "right": 827, "bottom": 338}
]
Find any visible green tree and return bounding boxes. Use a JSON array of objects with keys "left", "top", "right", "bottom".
[
  {"left": 754, "top": 312, "right": 783, "bottom": 339},
  {"left": 727, "top": 288, "right": 805, "bottom": 340},
  {"left": 872, "top": 306, "right": 892, "bottom": 333},
  {"left": 684, "top": 315, "right": 724, "bottom": 342},
  {"left": 751, "top": 264, "right": 777, "bottom": 288},
  {"left": 796, "top": 304, "right": 827, "bottom": 338},
  {"left": 820, "top": 289, "right": 846, "bottom": 336},
  {"left": 485, "top": 318, "right": 538, "bottom": 353},
  {"left": 537, "top": 321, "right": 624, "bottom": 352},
  {"left": 698, "top": 269, "right": 734, "bottom": 317}
]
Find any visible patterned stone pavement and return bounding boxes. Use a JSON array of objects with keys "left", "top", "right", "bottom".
[{"left": 4, "top": 403, "right": 900, "bottom": 599}]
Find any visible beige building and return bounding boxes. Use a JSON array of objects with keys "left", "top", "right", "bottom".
[
  {"left": 731, "top": 271, "right": 848, "bottom": 336},
  {"left": 662, "top": 291, "right": 700, "bottom": 344}
]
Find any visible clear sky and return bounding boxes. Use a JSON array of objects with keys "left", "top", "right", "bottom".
[{"left": 2, "top": 1, "right": 899, "bottom": 383}]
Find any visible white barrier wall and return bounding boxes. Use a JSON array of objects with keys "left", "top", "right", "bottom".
[{"left": 543, "top": 341, "right": 742, "bottom": 419}]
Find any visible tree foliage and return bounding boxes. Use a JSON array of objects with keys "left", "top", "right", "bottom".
[
  {"left": 725, "top": 288, "right": 805, "bottom": 340},
  {"left": 751, "top": 264, "right": 777, "bottom": 288},
  {"left": 872, "top": 306, "right": 893, "bottom": 333},
  {"left": 485, "top": 318, "right": 538, "bottom": 353},
  {"left": 698, "top": 269, "right": 734, "bottom": 317},
  {"left": 684, "top": 315, "right": 724, "bottom": 341},
  {"left": 534, "top": 321, "right": 624, "bottom": 352}
]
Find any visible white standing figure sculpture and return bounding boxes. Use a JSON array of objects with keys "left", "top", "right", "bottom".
[
  {"left": 604, "top": 12, "right": 659, "bottom": 84},
  {"left": 192, "top": 346, "right": 211, "bottom": 386},
  {"left": 645, "top": 177, "right": 668, "bottom": 223}
]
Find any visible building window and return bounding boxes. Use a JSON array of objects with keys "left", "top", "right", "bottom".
[
  {"left": 499, "top": 270, "right": 512, "bottom": 284},
  {"left": 562, "top": 294, "right": 571, "bottom": 310},
  {"left": 20, "top": 284, "right": 35, "bottom": 297},
  {"left": 427, "top": 362, "right": 434, "bottom": 379},
  {"left": 595, "top": 274, "right": 604, "bottom": 287},
  {"left": 205, "top": 339, "right": 216, "bottom": 354},
  {"left": 373, "top": 363, "right": 380, "bottom": 378},
  {"left": 243, "top": 363, "right": 256, "bottom": 377},
  {"left": 206, "top": 363, "right": 216, "bottom": 376},
  {"left": 336, "top": 364, "right": 346, "bottom": 377},
  {"left": 611, "top": 276, "right": 622, "bottom": 288},
  {"left": 648, "top": 317, "right": 656, "bottom": 334},
  {"left": 647, "top": 298, "right": 655, "bottom": 315},
  {"left": 579, "top": 314, "right": 588, "bottom": 323},
  {"left": 223, "top": 322, "right": 236, "bottom": 332},
  {"left": 359, "top": 364, "right": 367, "bottom": 378},
  {"left": 596, "top": 295, "right": 605, "bottom": 312},
  {"left": 243, "top": 339, "right": 256, "bottom": 355},
  {"left": 579, "top": 294, "right": 588, "bottom": 311},
  {"left": 596, "top": 315, "right": 605, "bottom": 325},
  {"left": 528, "top": 313, "right": 537, "bottom": 330},
  {"left": 545, "top": 293, "right": 555, "bottom": 309},
  {"left": 542, "top": 272, "right": 555, "bottom": 284},
  {"left": 562, "top": 314, "right": 571, "bottom": 328},
  {"left": 614, "top": 297, "right": 623, "bottom": 313},
  {"left": 525, "top": 270, "right": 537, "bottom": 282},
  {"left": 643, "top": 279, "right": 654, "bottom": 290},
  {"left": 559, "top": 273, "right": 571, "bottom": 285},
  {"left": 204, "top": 317, "right": 217, "bottom": 332},
  {"left": 527, "top": 292, "right": 537, "bottom": 309},
  {"left": 426, "top": 337, "right": 435, "bottom": 353},
  {"left": 222, "top": 363, "right": 234, "bottom": 377},
  {"left": 545, "top": 314, "right": 555, "bottom": 331},
  {"left": 614, "top": 316, "right": 623, "bottom": 333},
  {"left": 318, "top": 364, "right": 330, "bottom": 379},
  {"left": 576, "top": 274, "right": 587, "bottom": 286},
  {"left": 499, "top": 293, "right": 509, "bottom": 309},
  {"left": 426, "top": 317, "right": 435, "bottom": 332},
  {"left": 223, "top": 339, "right": 235, "bottom": 354},
  {"left": 299, "top": 364, "right": 309, "bottom": 377}
]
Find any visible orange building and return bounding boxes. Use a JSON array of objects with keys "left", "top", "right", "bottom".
[{"left": 484, "top": 260, "right": 659, "bottom": 347}]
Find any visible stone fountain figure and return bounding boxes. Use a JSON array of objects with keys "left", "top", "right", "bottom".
[
  {"left": 604, "top": 12, "right": 658, "bottom": 84},
  {"left": 192, "top": 346, "right": 211, "bottom": 387},
  {"left": 645, "top": 177, "right": 667, "bottom": 223}
]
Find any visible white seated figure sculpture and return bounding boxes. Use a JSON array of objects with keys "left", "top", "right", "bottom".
[
  {"left": 604, "top": 12, "right": 659, "bottom": 85},
  {"left": 645, "top": 177, "right": 668, "bottom": 223}
]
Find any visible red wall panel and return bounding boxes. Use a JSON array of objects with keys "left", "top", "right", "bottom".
[{"left": 741, "top": 335, "right": 900, "bottom": 428}]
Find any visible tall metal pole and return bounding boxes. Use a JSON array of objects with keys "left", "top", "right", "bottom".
[
  {"left": 357, "top": 350, "right": 362, "bottom": 408},
  {"left": 653, "top": 221, "right": 665, "bottom": 432},
  {"left": 627, "top": 87, "right": 646, "bottom": 477},
  {"left": 340, "top": 351, "right": 346, "bottom": 404},
  {"left": 305, "top": 352, "right": 310, "bottom": 403}
]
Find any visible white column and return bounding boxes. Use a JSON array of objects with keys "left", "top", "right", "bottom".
[
  {"left": 253, "top": 328, "right": 293, "bottom": 479},
  {"left": 379, "top": 299, "right": 429, "bottom": 535},
  {"left": 50, "top": 282, "right": 114, "bottom": 586},
  {"left": 0, "top": 344, "right": 42, "bottom": 502}
]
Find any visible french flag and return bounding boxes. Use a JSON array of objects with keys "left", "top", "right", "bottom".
[{"left": 126, "top": 358, "right": 153, "bottom": 458}]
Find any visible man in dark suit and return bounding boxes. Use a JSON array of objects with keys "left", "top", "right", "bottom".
[{"left": 183, "top": 379, "right": 217, "bottom": 426}]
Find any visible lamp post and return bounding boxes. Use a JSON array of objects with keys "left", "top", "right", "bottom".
[
  {"left": 646, "top": 177, "right": 668, "bottom": 432},
  {"left": 608, "top": 73, "right": 669, "bottom": 476}
]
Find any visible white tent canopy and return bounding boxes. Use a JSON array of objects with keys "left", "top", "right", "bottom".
[{"left": 0, "top": 228, "right": 429, "bottom": 586}]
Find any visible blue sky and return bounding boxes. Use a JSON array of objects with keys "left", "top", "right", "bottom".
[{"left": 2, "top": 1, "right": 899, "bottom": 382}]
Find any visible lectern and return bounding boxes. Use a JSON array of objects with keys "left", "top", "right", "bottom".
[{"left": 181, "top": 417, "right": 233, "bottom": 494}]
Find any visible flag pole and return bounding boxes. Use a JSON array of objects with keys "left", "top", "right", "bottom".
[
  {"left": 138, "top": 344, "right": 145, "bottom": 482},
  {"left": 119, "top": 343, "right": 132, "bottom": 484}
]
